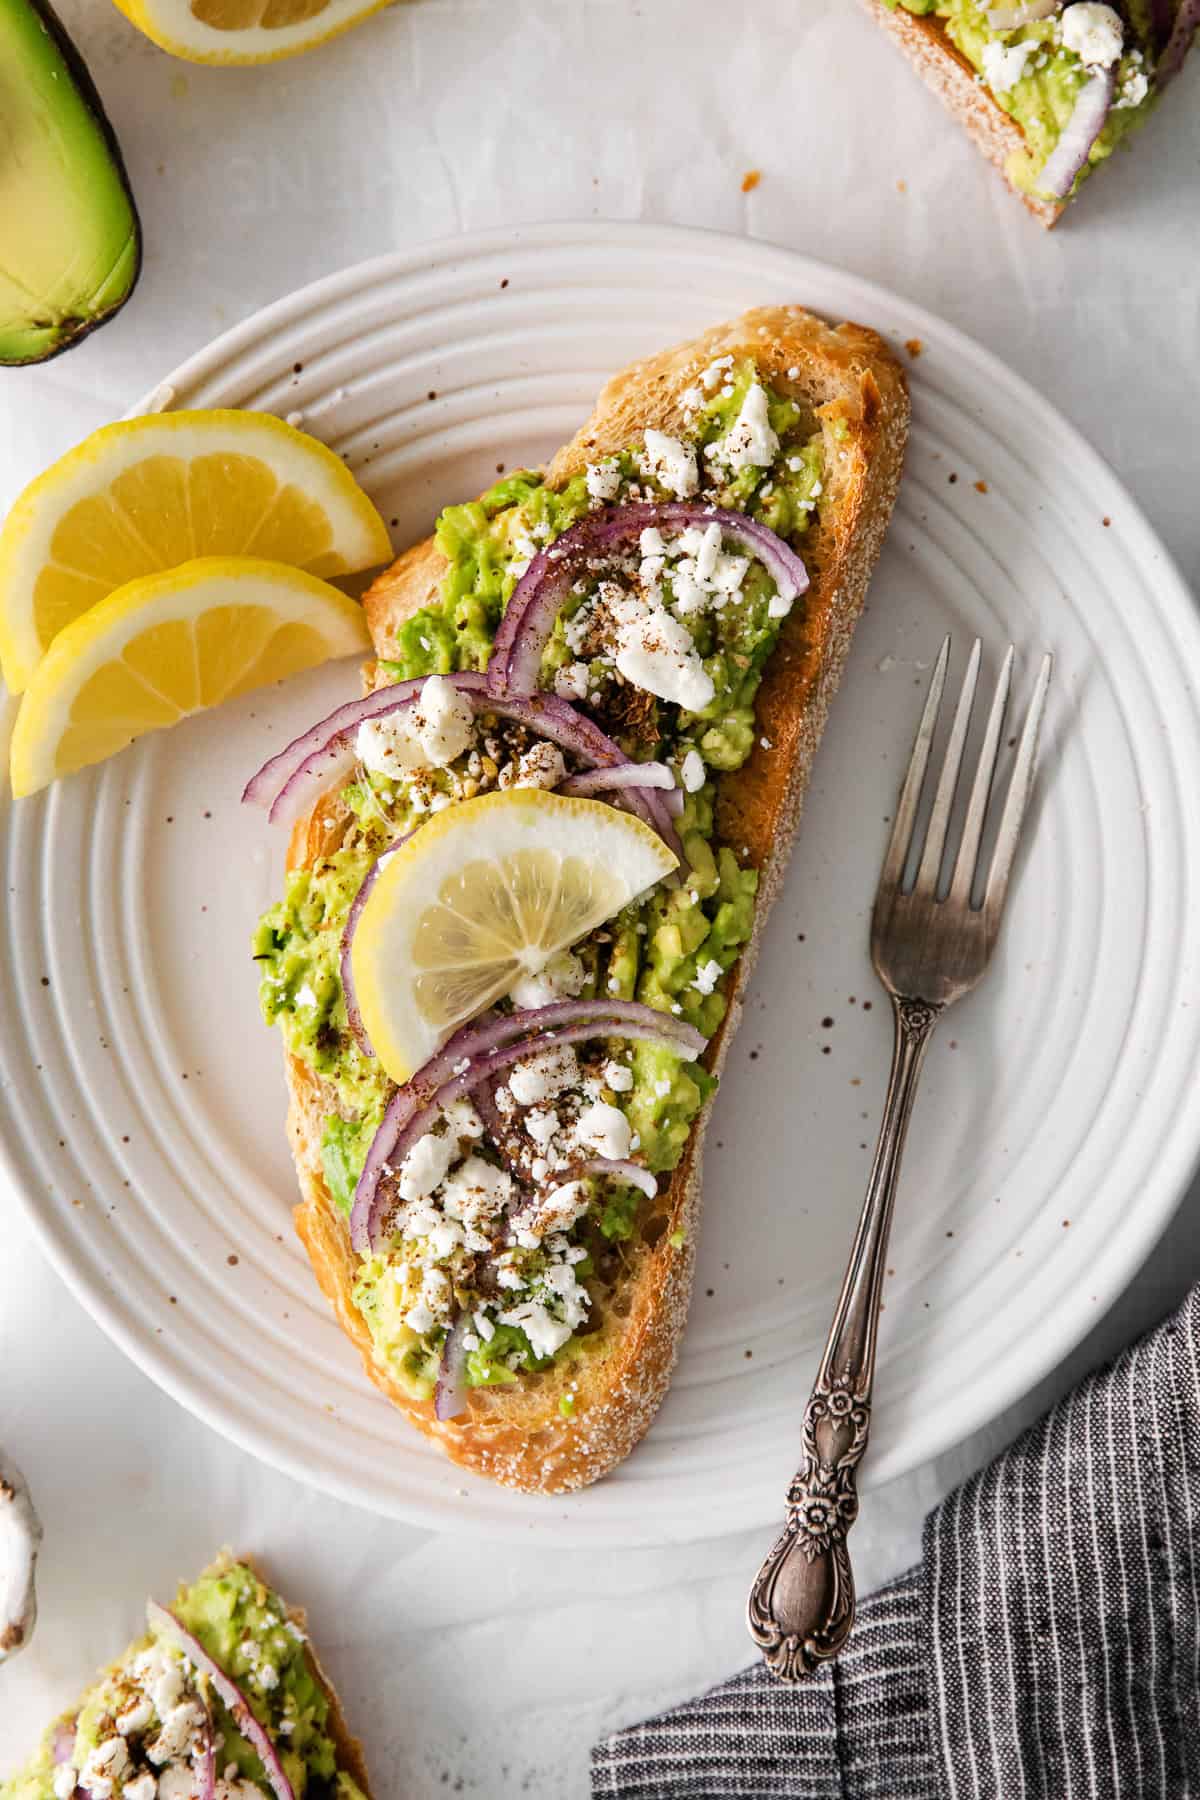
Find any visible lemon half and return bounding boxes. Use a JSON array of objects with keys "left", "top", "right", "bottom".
[
  {"left": 351, "top": 789, "right": 679, "bottom": 1083},
  {"left": 0, "top": 409, "right": 391, "bottom": 693},
  {"left": 10, "top": 556, "right": 370, "bottom": 796}
]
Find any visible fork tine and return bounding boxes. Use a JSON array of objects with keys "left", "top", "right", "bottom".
[
  {"left": 982, "top": 652, "right": 1053, "bottom": 931},
  {"left": 948, "top": 646, "right": 1014, "bottom": 910},
  {"left": 913, "top": 638, "right": 981, "bottom": 898},
  {"left": 878, "top": 635, "right": 951, "bottom": 897}
]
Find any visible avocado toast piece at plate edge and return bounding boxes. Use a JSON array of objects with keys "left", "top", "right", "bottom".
[
  {"left": 248, "top": 306, "right": 909, "bottom": 1494},
  {"left": 0, "top": 1552, "right": 372, "bottom": 1800},
  {"left": 864, "top": 0, "right": 1197, "bottom": 224}
]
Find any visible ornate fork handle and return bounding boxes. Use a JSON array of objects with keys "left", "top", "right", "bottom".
[{"left": 747, "top": 994, "right": 940, "bottom": 1681}]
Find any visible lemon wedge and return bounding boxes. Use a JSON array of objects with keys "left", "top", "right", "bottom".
[
  {"left": 109, "top": 0, "right": 392, "bottom": 64},
  {"left": 0, "top": 409, "right": 391, "bottom": 693},
  {"left": 9, "top": 556, "right": 370, "bottom": 797},
  {"left": 351, "top": 789, "right": 679, "bottom": 1083}
]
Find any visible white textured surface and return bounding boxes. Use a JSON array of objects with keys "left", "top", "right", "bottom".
[{"left": 1, "top": 4, "right": 1199, "bottom": 1795}]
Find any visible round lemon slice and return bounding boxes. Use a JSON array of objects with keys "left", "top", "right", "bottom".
[
  {"left": 0, "top": 409, "right": 391, "bottom": 693},
  {"left": 109, "top": 0, "right": 391, "bottom": 64},
  {"left": 351, "top": 789, "right": 679, "bottom": 1083},
  {"left": 9, "top": 556, "right": 370, "bottom": 797}
]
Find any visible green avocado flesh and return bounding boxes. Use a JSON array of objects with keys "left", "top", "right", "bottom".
[
  {"left": 0, "top": 0, "right": 140, "bottom": 366},
  {"left": 884, "top": 0, "right": 1166, "bottom": 199},
  {"left": 254, "top": 359, "right": 827, "bottom": 1397},
  {"left": 0, "top": 1561, "right": 367, "bottom": 1800}
]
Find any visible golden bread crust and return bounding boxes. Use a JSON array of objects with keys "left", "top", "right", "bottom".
[{"left": 286, "top": 305, "right": 909, "bottom": 1493}]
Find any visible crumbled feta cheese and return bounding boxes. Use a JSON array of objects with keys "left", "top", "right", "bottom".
[
  {"left": 148, "top": 1700, "right": 206, "bottom": 1764},
  {"left": 149, "top": 1663, "right": 185, "bottom": 1720},
  {"left": 498, "top": 741, "right": 566, "bottom": 792},
  {"left": 554, "top": 661, "right": 590, "bottom": 700},
  {"left": 585, "top": 459, "right": 622, "bottom": 503},
  {"left": 116, "top": 1696, "right": 155, "bottom": 1737},
  {"left": 706, "top": 381, "right": 779, "bottom": 473},
  {"left": 1114, "top": 59, "right": 1148, "bottom": 105},
  {"left": 509, "top": 949, "right": 586, "bottom": 1010},
  {"left": 1060, "top": 2, "right": 1123, "bottom": 65},
  {"left": 679, "top": 748, "right": 706, "bottom": 793},
  {"left": 398, "top": 1130, "right": 458, "bottom": 1204},
  {"left": 499, "top": 1300, "right": 573, "bottom": 1359},
  {"left": 533, "top": 1179, "right": 590, "bottom": 1235},
  {"left": 81, "top": 1741, "right": 131, "bottom": 1800},
  {"left": 356, "top": 675, "right": 474, "bottom": 776},
  {"left": 613, "top": 600, "right": 715, "bottom": 711},
  {"left": 508, "top": 1043, "right": 581, "bottom": 1106},
  {"left": 257, "top": 1661, "right": 280, "bottom": 1691},
  {"left": 524, "top": 1106, "right": 560, "bottom": 1150},
  {"left": 574, "top": 1100, "right": 633, "bottom": 1161},
  {"left": 123, "top": 1778, "right": 156, "bottom": 1800},
  {"left": 691, "top": 958, "right": 723, "bottom": 996},
  {"left": 442, "top": 1096, "right": 485, "bottom": 1140},
  {"left": 53, "top": 1767, "right": 78, "bottom": 1800},
  {"left": 982, "top": 38, "right": 1033, "bottom": 90},
  {"left": 767, "top": 588, "right": 793, "bottom": 621},
  {"left": 639, "top": 429, "right": 699, "bottom": 499},
  {"left": 440, "top": 1156, "right": 514, "bottom": 1229},
  {"left": 700, "top": 355, "right": 733, "bottom": 391},
  {"left": 603, "top": 1058, "right": 634, "bottom": 1092}
]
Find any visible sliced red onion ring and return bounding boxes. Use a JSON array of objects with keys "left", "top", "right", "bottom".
[
  {"left": 242, "top": 671, "right": 444, "bottom": 814},
  {"left": 489, "top": 503, "right": 809, "bottom": 701},
  {"left": 662, "top": 786, "right": 685, "bottom": 818},
  {"left": 560, "top": 761, "right": 674, "bottom": 796},
  {"left": 577, "top": 1158, "right": 658, "bottom": 1199},
  {"left": 1159, "top": 0, "right": 1200, "bottom": 82},
  {"left": 434, "top": 1313, "right": 471, "bottom": 1421},
  {"left": 339, "top": 833, "right": 412, "bottom": 1056},
  {"left": 1037, "top": 67, "right": 1116, "bottom": 198},
  {"left": 146, "top": 1602, "right": 294, "bottom": 1800},
  {"left": 351, "top": 1009, "right": 707, "bottom": 1254},
  {"left": 243, "top": 674, "right": 642, "bottom": 829},
  {"left": 985, "top": 0, "right": 1056, "bottom": 26},
  {"left": 354, "top": 997, "right": 704, "bottom": 1158}
]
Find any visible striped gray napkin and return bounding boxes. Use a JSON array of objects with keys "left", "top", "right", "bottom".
[{"left": 591, "top": 1282, "right": 1200, "bottom": 1799}]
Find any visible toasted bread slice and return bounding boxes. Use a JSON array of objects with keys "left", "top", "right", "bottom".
[
  {"left": 285, "top": 306, "right": 909, "bottom": 1493},
  {"left": 0, "top": 1551, "right": 372, "bottom": 1798}
]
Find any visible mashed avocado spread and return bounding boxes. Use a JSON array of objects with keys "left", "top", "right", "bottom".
[
  {"left": 0, "top": 1562, "right": 365, "bottom": 1800},
  {"left": 254, "top": 357, "right": 823, "bottom": 1398},
  {"left": 884, "top": 0, "right": 1160, "bottom": 197}
]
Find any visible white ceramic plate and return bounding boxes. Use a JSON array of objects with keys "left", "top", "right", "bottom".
[{"left": 4, "top": 224, "right": 1199, "bottom": 1546}]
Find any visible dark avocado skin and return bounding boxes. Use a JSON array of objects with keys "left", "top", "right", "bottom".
[{"left": 0, "top": 0, "right": 142, "bottom": 367}]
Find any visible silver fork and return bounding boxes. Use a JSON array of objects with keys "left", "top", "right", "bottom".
[{"left": 747, "top": 636, "right": 1052, "bottom": 1682}]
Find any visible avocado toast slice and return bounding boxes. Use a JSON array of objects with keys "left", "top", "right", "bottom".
[
  {"left": 253, "top": 306, "right": 908, "bottom": 1493},
  {"left": 865, "top": 0, "right": 1197, "bottom": 224},
  {"left": 0, "top": 1552, "right": 371, "bottom": 1800}
]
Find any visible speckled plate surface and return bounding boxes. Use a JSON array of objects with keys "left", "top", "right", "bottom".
[{"left": 3, "top": 223, "right": 1199, "bottom": 1544}]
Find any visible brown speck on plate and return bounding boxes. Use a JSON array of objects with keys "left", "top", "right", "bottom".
[
  {"left": 821, "top": 1016, "right": 834, "bottom": 1029},
  {"left": 904, "top": 338, "right": 923, "bottom": 359},
  {"left": 948, "top": 472, "right": 958, "bottom": 485},
  {"left": 227, "top": 1253, "right": 239, "bottom": 1266},
  {"left": 974, "top": 480, "right": 989, "bottom": 494},
  {"left": 1102, "top": 516, "right": 1112, "bottom": 527},
  {"left": 896, "top": 178, "right": 907, "bottom": 193},
  {"left": 741, "top": 169, "right": 761, "bottom": 193},
  {"left": 499, "top": 278, "right": 509, "bottom": 289}
]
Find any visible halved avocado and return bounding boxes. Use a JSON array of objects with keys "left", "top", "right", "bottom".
[{"left": 0, "top": 0, "right": 141, "bottom": 366}]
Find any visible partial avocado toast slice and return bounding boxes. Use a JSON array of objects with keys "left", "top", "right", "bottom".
[
  {"left": 0, "top": 1552, "right": 372, "bottom": 1800},
  {"left": 863, "top": 0, "right": 1197, "bottom": 226},
  {"left": 260, "top": 305, "right": 908, "bottom": 1494}
]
